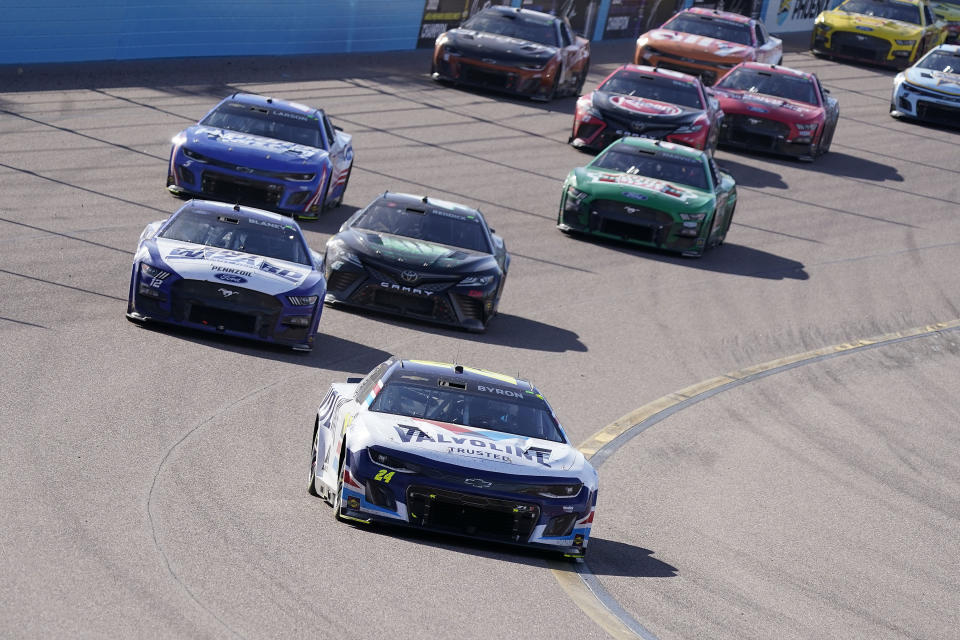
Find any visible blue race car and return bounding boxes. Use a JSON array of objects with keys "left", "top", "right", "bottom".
[
  {"left": 166, "top": 93, "right": 354, "bottom": 220},
  {"left": 126, "top": 200, "right": 326, "bottom": 351},
  {"left": 308, "top": 358, "right": 599, "bottom": 558}
]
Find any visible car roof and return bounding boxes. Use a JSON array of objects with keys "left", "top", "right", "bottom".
[
  {"left": 180, "top": 199, "right": 303, "bottom": 229},
  {"left": 482, "top": 5, "right": 558, "bottom": 24},
  {"left": 618, "top": 64, "right": 701, "bottom": 84},
  {"left": 737, "top": 61, "right": 814, "bottom": 79},
  {"left": 930, "top": 43, "right": 960, "bottom": 55},
  {"left": 387, "top": 359, "right": 539, "bottom": 394},
  {"left": 375, "top": 192, "right": 484, "bottom": 221},
  {"left": 610, "top": 136, "right": 707, "bottom": 160},
  {"left": 222, "top": 92, "right": 323, "bottom": 119},
  {"left": 683, "top": 7, "right": 755, "bottom": 25}
]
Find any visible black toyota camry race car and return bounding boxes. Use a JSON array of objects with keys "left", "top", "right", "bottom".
[{"left": 323, "top": 192, "right": 510, "bottom": 332}]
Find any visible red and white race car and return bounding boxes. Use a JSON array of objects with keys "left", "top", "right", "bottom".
[{"left": 713, "top": 62, "right": 840, "bottom": 161}]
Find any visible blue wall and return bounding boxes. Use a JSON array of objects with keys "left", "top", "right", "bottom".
[{"left": 1, "top": 0, "right": 424, "bottom": 64}]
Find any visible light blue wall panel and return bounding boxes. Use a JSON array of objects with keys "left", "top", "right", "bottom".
[{"left": 1, "top": 0, "right": 424, "bottom": 64}]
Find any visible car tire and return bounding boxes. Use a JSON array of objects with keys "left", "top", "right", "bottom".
[
  {"left": 308, "top": 422, "right": 320, "bottom": 497},
  {"left": 719, "top": 203, "right": 736, "bottom": 246},
  {"left": 537, "top": 68, "right": 561, "bottom": 102},
  {"left": 332, "top": 458, "right": 346, "bottom": 521},
  {"left": 573, "top": 61, "right": 590, "bottom": 96},
  {"left": 318, "top": 172, "right": 332, "bottom": 213},
  {"left": 818, "top": 125, "right": 834, "bottom": 156}
]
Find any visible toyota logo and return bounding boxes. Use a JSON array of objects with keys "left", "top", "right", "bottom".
[
  {"left": 464, "top": 478, "right": 492, "bottom": 488},
  {"left": 400, "top": 270, "right": 419, "bottom": 283}
]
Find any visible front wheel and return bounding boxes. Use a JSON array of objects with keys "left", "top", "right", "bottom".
[
  {"left": 308, "top": 423, "right": 320, "bottom": 497},
  {"left": 573, "top": 61, "right": 590, "bottom": 96},
  {"left": 332, "top": 462, "right": 346, "bottom": 521},
  {"left": 332, "top": 165, "right": 352, "bottom": 208}
]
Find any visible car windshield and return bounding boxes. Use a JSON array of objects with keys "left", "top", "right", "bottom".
[
  {"left": 159, "top": 209, "right": 311, "bottom": 265},
  {"left": 838, "top": 0, "right": 922, "bottom": 24},
  {"left": 717, "top": 68, "right": 818, "bottom": 104},
  {"left": 600, "top": 70, "right": 704, "bottom": 108},
  {"left": 917, "top": 51, "right": 960, "bottom": 72},
  {"left": 353, "top": 201, "right": 492, "bottom": 253},
  {"left": 370, "top": 382, "right": 566, "bottom": 442},
  {"left": 593, "top": 143, "right": 709, "bottom": 190},
  {"left": 462, "top": 11, "right": 558, "bottom": 46},
  {"left": 200, "top": 102, "right": 323, "bottom": 148},
  {"left": 663, "top": 14, "right": 753, "bottom": 45}
]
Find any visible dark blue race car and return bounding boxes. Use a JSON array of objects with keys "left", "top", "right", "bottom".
[
  {"left": 126, "top": 200, "right": 327, "bottom": 351},
  {"left": 167, "top": 93, "right": 354, "bottom": 220}
]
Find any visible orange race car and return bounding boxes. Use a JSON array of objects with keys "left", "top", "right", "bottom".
[
  {"left": 634, "top": 8, "right": 783, "bottom": 84},
  {"left": 431, "top": 5, "right": 591, "bottom": 101}
]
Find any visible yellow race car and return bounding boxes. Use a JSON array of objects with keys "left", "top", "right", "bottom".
[
  {"left": 929, "top": 0, "right": 960, "bottom": 43},
  {"left": 812, "top": 0, "right": 946, "bottom": 68}
]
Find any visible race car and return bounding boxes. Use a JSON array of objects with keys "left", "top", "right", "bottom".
[
  {"left": 167, "top": 92, "right": 353, "bottom": 220},
  {"left": 431, "top": 5, "right": 591, "bottom": 101},
  {"left": 126, "top": 200, "right": 326, "bottom": 351},
  {"left": 323, "top": 192, "right": 509, "bottom": 332},
  {"left": 569, "top": 64, "right": 724, "bottom": 154},
  {"left": 713, "top": 62, "right": 840, "bottom": 160},
  {"left": 308, "top": 358, "right": 598, "bottom": 558},
  {"left": 890, "top": 43, "right": 960, "bottom": 124},
  {"left": 930, "top": 0, "right": 960, "bottom": 42},
  {"left": 633, "top": 8, "right": 783, "bottom": 85},
  {"left": 811, "top": 0, "right": 947, "bottom": 68},
  {"left": 557, "top": 137, "right": 737, "bottom": 257}
]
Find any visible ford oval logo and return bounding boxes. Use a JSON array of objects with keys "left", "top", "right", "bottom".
[
  {"left": 464, "top": 478, "right": 492, "bottom": 488},
  {"left": 214, "top": 273, "right": 248, "bottom": 284}
]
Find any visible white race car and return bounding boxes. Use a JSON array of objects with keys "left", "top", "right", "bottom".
[
  {"left": 308, "top": 358, "right": 598, "bottom": 558},
  {"left": 891, "top": 44, "right": 960, "bottom": 126}
]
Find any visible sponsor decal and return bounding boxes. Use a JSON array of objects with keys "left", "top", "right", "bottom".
[
  {"left": 932, "top": 71, "right": 960, "bottom": 90},
  {"left": 195, "top": 126, "right": 319, "bottom": 156},
  {"left": 393, "top": 425, "right": 553, "bottom": 466},
  {"left": 477, "top": 384, "right": 524, "bottom": 398},
  {"left": 609, "top": 95, "right": 683, "bottom": 116},
  {"left": 214, "top": 273, "right": 248, "bottom": 283},
  {"left": 260, "top": 261, "right": 304, "bottom": 283},
  {"left": 379, "top": 282, "right": 436, "bottom": 297},
  {"left": 747, "top": 105, "right": 770, "bottom": 113},
  {"left": 210, "top": 265, "right": 253, "bottom": 277},
  {"left": 623, "top": 191, "right": 648, "bottom": 201},
  {"left": 595, "top": 173, "right": 694, "bottom": 201},
  {"left": 855, "top": 25, "right": 873, "bottom": 31},
  {"left": 248, "top": 218, "right": 285, "bottom": 229},
  {"left": 738, "top": 92, "right": 806, "bottom": 113}
]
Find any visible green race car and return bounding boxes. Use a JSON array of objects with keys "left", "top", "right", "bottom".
[{"left": 557, "top": 137, "right": 737, "bottom": 257}]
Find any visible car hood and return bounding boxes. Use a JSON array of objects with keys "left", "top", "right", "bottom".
[
  {"left": 644, "top": 29, "right": 754, "bottom": 61},
  {"left": 180, "top": 125, "right": 327, "bottom": 170},
  {"left": 445, "top": 29, "right": 558, "bottom": 65},
  {"left": 903, "top": 66, "right": 960, "bottom": 96},
  {"left": 931, "top": 1, "right": 960, "bottom": 21},
  {"left": 150, "top": 238, "right": 315, "bottom": 294},
  {"left": 360, "top": 412, "right": 587, "bottom": 474},
  {"left": 591, "top": 90, "right": 705, "bottom": 123},
  {"left": 339, "top": 228, "right": 495, "bottom": 272},
  {"left": 572, "top": 166, "right": 714, "bottom": 211},
  {"left": 819, "top": 10, "right": 923, "bottom": 37},
  {"left": 713, "top": 88, "right": 822, "bottom": 121}
]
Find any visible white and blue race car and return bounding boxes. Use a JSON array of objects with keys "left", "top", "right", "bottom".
[
  {"left": 126, "top": 199, "right": 326, "bottom": 351},
  {"left": 891, "top": 44, "right": 960, "bottom": 126},
  {"left": 308, "top": 358, "right": 598, "bottom": 558}
]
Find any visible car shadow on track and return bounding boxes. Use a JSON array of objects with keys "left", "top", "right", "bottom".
[
  {"left": 324, "top": 304, "right": 588, "bottom": 352},
  {"left": 575, "top": 536, "right": 679, "bottom": 578},
  {"left": 713, "top": 156, "right": 789, "bottom": 189},
  {"left": 754, "top": 150, "right": 903, "bottom": 182},
  {"left": 561, "top": 233, "right": 809, "bottom": 280},
  {"left": 130, "top": 320, "right": 392, "bottom": 373}
]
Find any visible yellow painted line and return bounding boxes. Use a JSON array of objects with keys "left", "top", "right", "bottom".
[
  {"left": 556, "top": 319, "right": 960, "bottom": 639},
  {"left": 550, "top": 563, "right": 642, "bottom": 640}
]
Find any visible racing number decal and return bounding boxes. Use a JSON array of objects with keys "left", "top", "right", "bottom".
[{"left": 374, "top": 469, "right": 395, "bottom": 483}]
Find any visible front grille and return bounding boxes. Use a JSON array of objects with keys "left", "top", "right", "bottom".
[
  {"left": 460, "top": 64, "right": 511, "bottom": 89},
  {"left": 372, "top": 289, "right": 438, "bottom": 315},
  {"left": 407, "top": 485, "right": 540, "bottom": 543},
  {"left": 916, "top": 100, "right": 960, "bottom": 126},
  {"left": 599, "top": 219, "right": 658, "bottom": 243},
  {"left": 327, "top": 270, "right": 362, "bottom": 292},
  {"left": 170, "top": 279, "right": 281, "bottom": 337},
  {"left": 200, "top": 170, "right": 283, "bottom": 208},
  {"left": 723, "top": 114, "right": 790, "bottom": 149},
  {"left": 455, "top": 294, "right": 484, "bottom": 320},
  {"left": 831, "top": 32, "right": 891, "bottom": 61},
  {"left": 591, "top": 199, "right": 675, "bottom": 226}
]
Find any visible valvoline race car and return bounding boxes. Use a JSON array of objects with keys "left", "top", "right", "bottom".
[
  {"left": 634, "top": 8, "right": 783, "bottom": 85},
  {"left": 323, "top": 192, "right": 509, "bottom": 332},
  {"left": 558, "top": 137, "right": 737, "bottom": 257},
  {"left": 431, "top": 5, "right": 591, "bottom": 101},
  {"left": 167, "top": 93, "right": 353, "bottom": 220},
  {"left": 714, "top": 62, "right": 840, "bottom": 160},
  {"left": 811, "top": 0, "right": 946, "bottom": 69},
  {"left": 126, "top": 200, "right": 326, "bottom": 351},
  {"left": 570, "top": 64, "right": 723, "bottom": 154},
  {"left": 308, "top": 358, "right": 598, "bottom": 558},
  {"left": 891, "top": 43, "right": 960, "bottom": 124}
]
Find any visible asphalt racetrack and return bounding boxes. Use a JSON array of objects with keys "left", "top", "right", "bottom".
[{"left": 1, "top": 38, "right": 959, "bottom": 639}]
